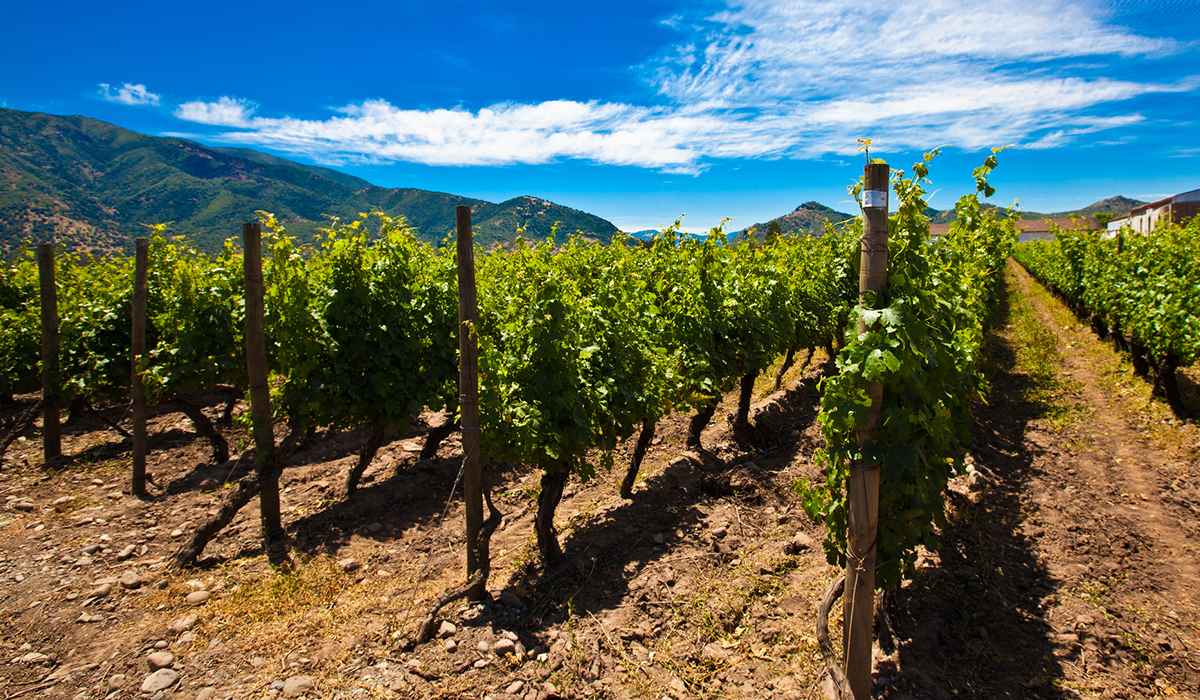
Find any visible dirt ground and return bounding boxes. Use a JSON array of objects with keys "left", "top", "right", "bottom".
[{"left": 1, "top": 260, "right": 1198, "bottom": 700}]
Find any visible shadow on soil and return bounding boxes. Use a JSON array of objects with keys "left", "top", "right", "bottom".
[{"left": 881, "top": 278, "right": 1070, "bottom": 698}]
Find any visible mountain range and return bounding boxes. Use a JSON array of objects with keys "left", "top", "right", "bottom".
[
  {"left": 0, "top": 108, "right": 618, "bottom": 256},
  {"left": 0, "top": 108, "right": 1151, "bottom": 257}
]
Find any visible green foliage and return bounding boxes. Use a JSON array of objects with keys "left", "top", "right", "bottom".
[
  {"left": 0, "top": 250, "right": 40, "bottom": 395},
  {"left": 1014, "top": 215, "right": 1200, "bottom": 366},
  {"left": 262, "top": 211, "right": 459, "bottom": 433},
  {"left": 797, "top": 150, "right": 1017, "bottom": 590}
]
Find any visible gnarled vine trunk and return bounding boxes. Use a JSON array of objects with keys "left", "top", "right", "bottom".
[
  {"left": 686, "top": 397, "right": 719, "bottom": 449},
  {"left": 732, "top": 372, "right": 757, "bottom": 445},
  {"left": 535, "top": 467, "right": 570, "bottom": 565},
  {"left": 620, "top": 419, "right": 656, "bottom": 499}
]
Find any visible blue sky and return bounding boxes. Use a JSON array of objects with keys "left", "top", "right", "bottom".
[{"left": 3, "top": 0, "right": 1198, "bottom": 232}]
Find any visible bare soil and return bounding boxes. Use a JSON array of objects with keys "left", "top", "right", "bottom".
[{"left": 0, "top": 261, "right": 1198, "bottom": 700}]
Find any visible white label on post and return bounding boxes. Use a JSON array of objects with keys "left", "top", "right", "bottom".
[{"left": 862, "top": 189, "right": 887, "bottom": 209}]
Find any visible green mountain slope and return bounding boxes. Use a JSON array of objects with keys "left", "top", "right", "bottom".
[
  {"left": 734, "top": 201, "right": 855, "bottom": 243},
  {"left": 0, "top": 109, "right": 619, "bottom": 256}
]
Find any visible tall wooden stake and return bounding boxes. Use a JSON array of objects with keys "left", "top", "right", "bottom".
[
  {"left": 131, "top": 238, "right": 149, "bottom": 497},
  {"left": 243, "top": 223, "right": 282, "bottom": 543},
  {"left": 37, "top": 243, "right": 60, "bottom": 464},
  {"left": 845, "top": 162, "right": 889, "bottom": 699},
  {"left": 456, "top": 205, "right": 484, "bottom": 601}
]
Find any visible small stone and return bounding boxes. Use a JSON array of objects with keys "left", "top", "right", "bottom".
[
  {"left": 147, "top": 651, "right": 175, "bottom": 670},
  {"left": 196, "top": 688, "right": 216, "bottom": 700},
  {"left": 653, "top": 533, "right": 665, "bottom": 544},
  {"left": 444, "top": 639, "right": 458, "bottom": 653},
  {"left": 477, "top": 640, "right": 491, "bottom": 653},
  {"left": 74, "top": 556, "right": 94, "bottom": 567},
  {"left": 506, "top": 680, "right": 525, "bottom": 694},
  {"left": 281, "top": 676, "right": 315, "bottom": 696},
  {"left": 493, "top": 638, "right": 516, "bottom": 656},
  {"left": 787, "top": 531, "right": 815, "bottom": 555},
  {"left": 712, "top": 526, "right": 728, "bottom": 538},
  {"left": 437, "top": 621, "right": 457, "bottom": 639},
  {"left": 107, "top": 674, "right": 127, "bottom": 690},
  {"left": 140, "top": 668, "right": 179, "bottom": 693},
  {"left": 169, "top": 614, "right": 198, "bottom": 633},
  {"left": 366, "top": 522, "right": 383, "bottom": 533},
  {"left": 271, "top": 680, "right": 286, "bottom": 690},
  {"left": 337, "top": 558, "right": 360, "bottom": 573},
  {"left": 82, "top": 544, "right": 102, "bottom": 555},
  {"left": 88, "top": 583, "right": 113, "bottom": 599},
  {"left": 170, "top": 529, "right": 184, "bottom": 538},
  {"left": 117, "top": 545, "right": 136, "bottom": 560},
  {"left": 53, "top": 496, "right": 74, "bottom": 506},
  {"left": 120, "top": 571, "right": 142, "bottom": 589},
  {"left": 473, "top": 659, "right": 489, "bottom": 669},
  {"left": 501, "top": 630, "right": 519, "bottom": 641},
  {"left": 499, "top": 590, "right": 523, "bottom": 609},
  {"left": 10, "top": 498, "right": 36, "bottom": 512},
  {"left": 153, "top": 640, "right": 169, "bottom": 649},
  {"left": 185, "top": 590, "right": 210, "bottom": 606},
  {"left": 18, "top": 652, "right": 51, "bottom": 664},
  {"left": 198, "top": 478, "right": 220, "bottom": 491}
]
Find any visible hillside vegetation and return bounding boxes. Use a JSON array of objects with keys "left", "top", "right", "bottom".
[{"left": 0, "top": 109, "right": 618, "bottom": 256}]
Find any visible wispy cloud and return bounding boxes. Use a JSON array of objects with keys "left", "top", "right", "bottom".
[
  {"left": 170, "top": 0, "right": 1195, "bottom": 171},
  {"left": 98, "top": 83, "right": 160, "bottom": 107}
]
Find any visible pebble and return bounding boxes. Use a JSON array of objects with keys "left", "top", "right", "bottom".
[
  {"left": 653, "top": 533, "right": 665, "bottom": 544},
  {"left": 107, "top": 674, "right": 127, "bottom": 689},
  {"left": 437, "top": 621, "right": 457, "bottom": 639},
  {"left": 170, "top": 529, "right": 184, "bottom": 538},
  {"left": 196, "top": 688, "right": 216, "bottom": 700},
  {"left": 500, "top": 630, "right": 519, "bottom": 641},
  {"left": 10, "top": 498, "right": 36, "bottom": 512},
  {"left": 366, "top": 522, "right": 383, "bottom": 533},
  {"left": 281, "top": 676, "right": 315, "bottom": 696},
  {"left": 493, "top": 639, "right": 516, "bottom": 656},
  {"left": 120, "top": 571, "right": 142, "bottom": 589},
  {"left": 473, "top": 659, "right": 489, "bottom": 669},
  {"left": 88, "top": 583, "right": 113, "bottom": 599},
  {"left": 499, "top": 590, "right": 523, "bottom": 609},
  {"left": 140, "top": 668, "right": 179, "bottom": 693},
  {"left": 198, "top": 478, "right": 220, "bottom": 491},
  {"left": 444, "top": 639, "right": 458, "bottom": 653},
  {"left": 74, "top": 556, "right": 93, "bottom": 567},
  {"left": 788, "top": 531, "right": 815, "bottom": 554},
  {"left": 153, "top": 640, "right": 169, "bottom": 649},
  {"left": 147, "top": 651, "right": 175, "bottom": 670},
  {"left": 52, "top": 496, "right": 74, "bottom": 506},
  {"left": 82, "top": 544, "right": 102, "bottom": 555},
  {"left": 18, "top": 652, "right": 51, "bottom": 664},
  {"left": 477, "top": 640, "right": 491, "bottom": 653},
  {"left": 185, "top": 591, "right": 210, "bottom": 606},
  {"left": 117, "top": 545, "right": 137, "bottom": 560},
  {"left": 169, "top": 614, "right": 198, "bottom": 633},
  {"left": 337, "top": 558, "right": 361, "bottom": 573},
  {"left": 506, "top": 681, "right": 525, "bottom": 694},
  {"left": 712, "top": 526, "right": 728, "bottom": 538}
]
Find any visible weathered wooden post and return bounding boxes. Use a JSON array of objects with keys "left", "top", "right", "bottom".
[
  {"left": 845, "top": 162, "right": 889, "bottom": 699},
  {"left": 456, "top": 205, "right": 484, "bottom": 601},
  {"left": 243, "top": 222, "right": 283, "bottom": 543},
  {"left": 37, "top": 243, "right": 61, "bottom": 464},
  {"left": 131, "top": 237, "right": 149, "bottom": 497}
]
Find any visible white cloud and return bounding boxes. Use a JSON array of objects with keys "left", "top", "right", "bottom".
[
  {"left": 170, "top": 0, "right": 1194, "bottom": 171},
  {"left": 98, "top": 83, "right": 161, "bottom": 107},
  {"left": 174, "top": 97, "right": 257, "bottom": 127}
]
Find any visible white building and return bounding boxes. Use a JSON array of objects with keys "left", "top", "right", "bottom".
[{"left": 1108, "top": 188, "right": 1200, "bottom": 234}]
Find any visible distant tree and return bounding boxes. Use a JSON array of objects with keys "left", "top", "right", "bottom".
[
  {"left": 766, "top": 220, "right": 782, "bottom": 240},
  {"left": 1095, "top": 212, "right": 1114, "bottom": 226}
]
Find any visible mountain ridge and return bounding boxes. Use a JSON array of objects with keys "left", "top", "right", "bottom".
[{"left": 0, "top": 108, "right": 619, "bottom": 256}]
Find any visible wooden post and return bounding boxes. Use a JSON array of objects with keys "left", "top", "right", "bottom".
[
  {"left": 844, "top": 162, "right": 889, "bottom": 699},
  {"left": 37, "top": 243, "right": 61, "bottom": 464},
  {"left": 243, "top": 223, "right": 282, "bottom": 543},
  {"left": 131, "top": 238, "right": 149, "bottom": 497},
  {"left": 457, "top": 205, "right": 484, "bottom": 601}
]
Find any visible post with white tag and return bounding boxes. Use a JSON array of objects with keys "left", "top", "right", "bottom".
[{"left": 845, "top": 162, "right": 889, "bottom": 699}]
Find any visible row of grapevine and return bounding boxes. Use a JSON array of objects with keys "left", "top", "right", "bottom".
[
  {"left": 0, "top": 214, "right": 854, "bottom": 562},
  {"left": 1012, "top": 217, "right": 1200, "bottom": 414},
  {"left": 799, "top": 149, "right": 1019, "bottom": 591}
]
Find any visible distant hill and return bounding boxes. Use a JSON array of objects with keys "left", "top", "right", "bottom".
[
  {"left": 0, "top": 108, "right": 619, "bottom": 256},
  {"left": 924, "top": 196, "right": 1146, "bottom": 224},
  {"left": 734, "top": 201, "right": 855, "bottom": 243}
]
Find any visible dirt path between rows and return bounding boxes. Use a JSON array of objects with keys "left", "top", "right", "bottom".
[{"left": 882, "top": 260, "right": 1200, "bottom": 699}]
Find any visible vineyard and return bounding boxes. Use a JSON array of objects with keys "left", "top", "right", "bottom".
[{"left": 1, "top": 155, "right": 1199, "bottom": 700}]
